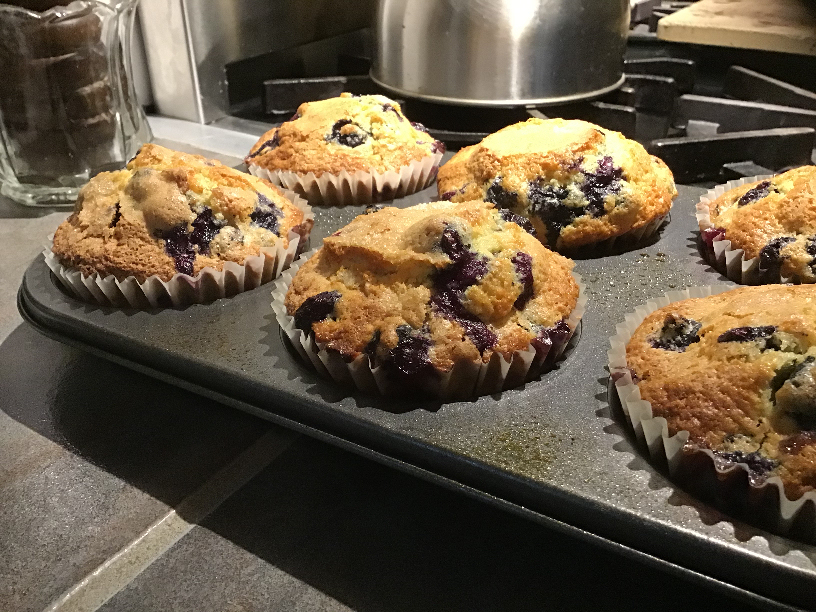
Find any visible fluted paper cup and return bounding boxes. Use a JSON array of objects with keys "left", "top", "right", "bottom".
[{"left": 248, "top": 152, "right": 443, "bottom": 207}]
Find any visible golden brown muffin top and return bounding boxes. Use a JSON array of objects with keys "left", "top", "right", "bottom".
[
  {"left": 245, "top": 93, "right": 444, "bottom": 176},
  {"left": 52, "top": 143, "right": 311, "bottom": 282},
  {"left": 285, "top": 200, "right": 579, "bottom": 375},
  {"left": 704, "top": 166, "right": 816, "bottom": 282},
  {"left": 626, "top": 285, "right": 816, "bottom": 499},
  {"left": 437, "top": 118, "right": 676, "bottom": 250}
]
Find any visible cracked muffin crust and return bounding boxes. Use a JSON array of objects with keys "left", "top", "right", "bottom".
[
  {"left": 626, "top": 285, "right": 816, "bottom": 500},
  {"left": 701, "top": 166, "right": 816, "bottom": 282},
  {"left": 52, "top": 143, "right": 312, "bottom": 282},
  {"left": 245, "top": 93, "right": 445, "bottom": 177},
  {"left": 436, "top": 118, "right": 676, "bottom": 251},
  {"left": 285, "top": 200, "right": 579, "bottom": 380}
]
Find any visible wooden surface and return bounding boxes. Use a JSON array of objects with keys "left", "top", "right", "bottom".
[{"left": 657, "top": 0, "right": 816, "bottom": 56}]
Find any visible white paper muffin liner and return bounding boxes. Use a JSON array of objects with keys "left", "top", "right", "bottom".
[
  {"left": 248, "top": 152, "right": 443, "bottom": 207},
  {"left": 561, "top": 213, "right": 669, "bottom": 254},
  {"left": 694, "top": 174, "right": 789, "bottom": 285},
  {"left": 272, "top": 249, "right": 587, "bottom": 400},
  {"left": 44, "top": 190, "right": 314, "bottom": 309},
  {"left": 608, "top": 285, "right": 816, "bottom": 534}
]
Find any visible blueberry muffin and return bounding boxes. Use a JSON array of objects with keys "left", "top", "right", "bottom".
[
  {"left": 245, "top": 93, "right": 445, "bottom": 179},
  {"left": 437, "top": 118, "right": 676, "bottom": 251},
  {"left": 52, "top": 143, "right": 312, "bottom": 282},
  {"left": 284, "top": 200, "right": 580, "bottom": 394},
  {"left": 626, "top": 285, "right": 816, "bottom": 500},
  {"left": 701, "top": 166, "right": 816, "bottom": 283}
]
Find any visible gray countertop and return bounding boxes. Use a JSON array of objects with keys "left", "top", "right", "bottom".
[{"left": 0, "top": 119, "right": 765, "bottom": 612}]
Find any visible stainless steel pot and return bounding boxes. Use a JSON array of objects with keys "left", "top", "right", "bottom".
[{"left": 372, "top": 0, "right": 629, "bottom": 106}]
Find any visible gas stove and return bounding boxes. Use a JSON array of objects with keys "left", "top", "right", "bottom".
[{"left": 222, "top": 2, "right": 816, "bottom": 186}]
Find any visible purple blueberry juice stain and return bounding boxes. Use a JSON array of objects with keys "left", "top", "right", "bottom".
[
  {"left": 712, "top": 450, "right": 777, "bottom": 483},
  {"left": 293, "top": 290, "right": 341, "bottom": 332},
  {"left": 289, "top": 111, "right": 301, "bottom": 121},
  {"left": 701, "top": 227, "right": 725, "bottom": 248},
  {"left": 737, "top": 180, "right": 771, "bottom": 206},
  {"left": 485, "top": 178, "right": 519, "bottom": 210},
  {"left": 580, "top": 156, "right": 624, "bottom": 216},
  {"left": 249, "top": 193, "right": 284, "bottom": 234},
  {"left": 430, "top": 226, "right": 497, "bottom": 353},
  {"left": 511, "top": 252, "right": 533, "bottom": 310},
  {"left": 389, "top": 325, "right": 434, "bottom": 376},
  {"left": 246, "top": 132, "right": 280, "bottom": 159},
  {"left": 649, "top": 314, "right": 702, "bottom": 352},
  {"left": 156, "top": 207, "right": 225, "bottom": 275},
  {"left": 431, "top": 140, "right": 446, "bottom": 154},
  {"left": 499, "top": 208, "right": 536, "bottom": 236},
  {"left": 759, "top": 236, "right": 795, "bottom": 270},
  {"left": 718, "top": 326, "right": 777, "bottom": 343},
  {"left": 532, "top": 319, "right": 571, "bottom": 355},
  {"left": 411, "top": 121, "right": 429, "bottom": 133},
  {"left": 326, "top": 120, "right": 368, "bottom": 148}
]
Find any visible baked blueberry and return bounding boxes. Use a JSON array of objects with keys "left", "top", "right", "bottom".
[
  {"left": 527, "top": 181, "right": 577, "bottom": 244},
  {"left": 381, "top": 103, "right": 403, "bottom": 120},
  {"left": 718, "top": 325, "right": 777, "bottom": 343},
  {"left": 389, "top": 325, "right": 435, "bottom": 376},
  {"left": 327, "top": 119, "right": 368, "bottom": 148},
  {"left": 157, "top": 224, "right": 196, "bottom": 275},
  {"left": 431, "top": 226, "right": 496, "bottom": 353},
  {"left": 189, "top": 208, "right": 225, "bottom": 255},
  {"left": 246, "top": 132, "right": 279, "bottom": 159},
  {"left": 511, "top": 252, "right": 534, "bottom": 310},
  {"left": 293, "top": 290, "right": 341, "bottom": 332},
  {"left": 249, "top": 193, "right": 284, "bottom": 234},
  {"left": 775, "top": 356, "right": 816, "bottom": 419},
  {"left": 737, "top": 180, "right": 771, "bottom": 206},
  {"left": 485, "top": 179, "right": 519, "bottom": 210},
  {"left": 649, "top": 314, "right": 702, "bottom": 352},
  {"left": 499, "top": 208, "right": 536, "bottom": 236},
  {"left": 580, "top": 156, "right": 623, "bottom": 216},
  {"left": 759, "top": 236, "right": 796, "bottom": 270},
  {"left": 156, "top": 207, "right": 225, "bottom": 274}
]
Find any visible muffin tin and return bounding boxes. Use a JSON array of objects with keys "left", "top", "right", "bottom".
[{"left": 18, "top": 181, "right": 816, "bottom": 611}]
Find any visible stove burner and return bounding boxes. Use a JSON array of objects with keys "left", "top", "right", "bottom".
[{"left": 233, "top": 3, "right": 816, "bottom": 185}]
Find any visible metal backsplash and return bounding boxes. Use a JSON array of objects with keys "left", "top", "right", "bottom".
[{"left": 139, "top": 0, "right": 376, "bottom": 124}]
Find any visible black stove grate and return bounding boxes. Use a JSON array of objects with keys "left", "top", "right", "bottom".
[{"left": 229, "top": 2, "right": 816, "bottom": 185}]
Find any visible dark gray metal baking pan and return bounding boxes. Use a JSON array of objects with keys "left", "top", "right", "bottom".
[{"left": 18, "top": 184, "right": 816, "bottom": 611}]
